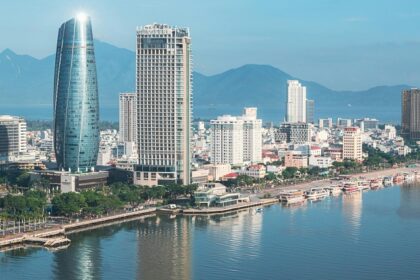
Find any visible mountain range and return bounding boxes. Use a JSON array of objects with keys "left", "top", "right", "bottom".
[{"left": 0, "top": 40, "right": 408, "bottom": 123}]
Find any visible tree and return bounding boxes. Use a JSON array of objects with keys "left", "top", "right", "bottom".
[
  {"left": 16, "top": 172, "right": 31, "bottom": 189},
  {"left": 282, "top": 167, "right": 298, "bottom": 179},
  {"left": 236, "top": 175, "right": 254, "bottom": 186},
  {"left": 265, "top": 172, "right": 277, "bottom": 181},
  {"left": 52, "top": 192, "right": 86, "bottom": 217}
]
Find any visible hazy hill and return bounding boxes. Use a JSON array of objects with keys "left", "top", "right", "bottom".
[{"left": 0, "top": 42, "right": 408, "bottom": 122}]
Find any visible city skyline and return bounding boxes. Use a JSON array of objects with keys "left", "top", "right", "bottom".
[{"left": 2, "top": 0, "right": 420, "bottom": 90}]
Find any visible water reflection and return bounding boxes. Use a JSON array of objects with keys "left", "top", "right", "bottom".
[
  {"left": 398, "top": 183, "right": 420, "bottom": 219},
  {"left": 342, "top": 192, "right": 363, "bottom": 240},
  {"left": 137, "top": 216, "right": 192, "bottom": 280},
  {"left": 53, "top": 225, "right": 123, "bottom": 280}
]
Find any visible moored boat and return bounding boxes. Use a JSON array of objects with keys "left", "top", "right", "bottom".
[
  {"left": 383, "top": 176, "right": 393, "bottom": 186},
  {"left": 342, "top": 182, "right": 359, "bottom": 193},
  {"left": 305, "top": 187, "right": 329, "bottom": 200},
  {"left": 279, "top": 189, "right": 305, "bottom": 204},
  {"left": 393, "top": 174, "right": 404, "bottom": 184},
  {"left": 369, "top": 178, "right": 382, "bottom": 190},
  {"left": 324, "top": 186, "right": 342, "bottom": 196}
]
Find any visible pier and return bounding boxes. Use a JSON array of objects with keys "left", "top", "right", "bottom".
[{"left": 182, "top": 198, "right": 278, "bottom": 215}]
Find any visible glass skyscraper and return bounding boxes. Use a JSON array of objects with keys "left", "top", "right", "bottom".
[{"left": 53, "top": 14, "right": 99, "bottom": 172}]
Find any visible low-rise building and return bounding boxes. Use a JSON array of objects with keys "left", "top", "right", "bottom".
[
  {"left": 191, "top": 169, "right": 210, "bottom": 184},
  {"left": 284, "top": 152, "right": 308, "bottom": 168},
  {"left": 194, "top": 183, "right": 240, "bottom": 207},
  {"left": 203, "top": 164, "right": 232, "bottom": 181},
  {"left": 236, "top": 164, "right": 266, "bottom": 179},
  {"left": 30, "top": 170, "right": 109, "bottom": 193},
  {"left": 309, "top": 156, "right": 332, "bottom": 168}
]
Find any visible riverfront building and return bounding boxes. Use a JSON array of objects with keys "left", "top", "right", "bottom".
[
  {"left": 286, "top": 80, "right": 307, "bottom": 123},
  {"left": 211, "top": 115, "right": 244, "bottom": 165},
  {"left": 343, "top": 127, "right": 363, "bottom": 161},
  {"left": 402, "top": 88, "right": 420, "bottom": 140},
  {"left": 211, "top": 108, "right": 262, "bottom": 165},
  {"left": 53, "top": 14, "right": 99, "bottom": 172},
  {"left": 119, "top": 93, "right": 137, "bottom": 143},
  {"left": 135, "top": 24, "right": 192, "bottom": 186},
  {"left": 0, "top": 115, "right": 27, "bottom": 162}
]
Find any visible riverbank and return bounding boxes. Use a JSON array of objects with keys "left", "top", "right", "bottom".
[
  {"left": 0, "top": 208, "right": 156, "bottom": 251},
  {"left": 259, "top": 166, "right": 420, "bottom": 196}
]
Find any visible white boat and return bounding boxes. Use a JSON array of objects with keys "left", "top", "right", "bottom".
[
  {"left": 342, "top": 182, "right": 359, "bottom": 193},
  {"left": 357, "top": 180, "right": 370, "bottom": 191},
  {"left": 324, "top": 186, "right": 342, "bottom": 196},
  {"left": 279, "top": 189, "right": 305, "bottom": 204},
  {"left": 383, "top": 176, "right": 393, "bottom": 186},
  {"left": 404, "top": 173, "right": 415, "bottom": 182},
  {"left": 305, "top": 187, "right": 329, "bottom": 200}
]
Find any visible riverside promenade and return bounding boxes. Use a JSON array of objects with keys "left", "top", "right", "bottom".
[
  {"left": 260, "top": 166, "right": 420, "bottom": 197},
  {"left": 0, "top": 207, "right": 156, "bottom": 250}
]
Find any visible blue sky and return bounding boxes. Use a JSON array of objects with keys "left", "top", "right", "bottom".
[{"left": 1, "top": 0, "right": 420, "bottom": 90}]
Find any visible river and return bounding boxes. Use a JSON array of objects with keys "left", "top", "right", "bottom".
[{"left": 1, "top": 184, "right": 420, "bottom": 280}]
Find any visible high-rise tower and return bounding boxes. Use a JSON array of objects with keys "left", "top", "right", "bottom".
[
  {"left": 135, "top": 24, "right": 192, "bottom": 186},
  {"left": 286, "top": 80, "right": 307, "bottom": 123},
  {"left": 53, "top": 14, "right": 99, "bottom": 172},
  {"left": 119, "top": 93, "right": 137, "bottom": 143},
  {"left": 402, "top": 88, "right": 420, "bottom": 140}
]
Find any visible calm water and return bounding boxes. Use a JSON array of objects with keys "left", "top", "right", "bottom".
[{"left": 1, "top": 184, "right": 420, "bottom": 280}]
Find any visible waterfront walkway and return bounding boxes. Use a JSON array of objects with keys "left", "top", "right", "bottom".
[{"left": 259, "top": 166, "right": 420, "bottom": 197}]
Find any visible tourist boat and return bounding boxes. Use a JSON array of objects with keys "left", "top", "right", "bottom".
[
  {"left": 357, "top": 180, "right": 370, "bottom": 191},
  {"left": 342, "top": 182, "right": 359, "bottom": 193},
  {"left": 393, "top": 174, "right": 404, "bottom": 184},
  {"left": 404, "top": 173, "right": 415, "bottom": 182},
  {"left": 279, "top": 189, "right": 305, "bottom": 204},
  {"left": 369, "top": 178, "right": 382, "bottom": 190},
  {"left": 383, "top": 176, "right": 393, "bottom": 186},
  {"left": 324, "top": 186, "right": 342, "bottom": 196},
  {"left": 305, "top": 187, "right": 329, "bottom": 200}
]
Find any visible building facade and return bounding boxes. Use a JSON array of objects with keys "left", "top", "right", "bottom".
[
  {"left": 343, "top": 127, "right": 362, "bottom": 161},
  {"left": 241, "top": 108, "right": 262, "bottom": 163},
  {"left": 319, "top": 118, "right": 333, "bottom": 128},
  {"left": 211, "top": 115, "right": 244, "bottom": 165},
  {"left": 402, "top": 89, "right": 420, "bottom": 140},
  {"left": 0, "top": 115, "right": 27, "bottom": 162},
  {"left": 306, "top": 99, "right": 315, "bottom": 124},
  {"left": 135, "top": 24, "right": 192, "bottom": 186},
  {"left": 119, "top": 93, "right": 138, "bottom": 143},
  {"left": 286, "top": 80, "right": 307, "bottom": 123},
  {"left": 53, "top": 15, "right": 99, "bottom": 172},
  {"left": 279, "top": 123, "right": 310, "bottom": 144}
]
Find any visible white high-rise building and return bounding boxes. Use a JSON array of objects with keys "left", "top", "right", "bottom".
[
  {"left": 211, "top": 115, "right": 244, "bottom": 165},
  {"left": 286, "top": 80, "right": 307, "bottom": 123},
  {"left": 135, "top": 24, "right": 192, "bottom": 186},
  {"left": 211, "top": 108, "right": 262, "bottom": 165},
  {"left": 241, "top": 108, "right": 262, "bottom": 163},
  {"left": 343, "top": 127, "right": 362, "bottom": 161},
  {"left": 119, "top": 93, "right": 137, "bottom": 143},
  {"left": 0, "top": 115, "right": 27, "bottom": 161}
]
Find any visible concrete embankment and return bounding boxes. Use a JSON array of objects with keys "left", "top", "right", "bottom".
[
  {"left": 261, "top": 166, "right": 420, "bottom": 196},
  {"left": 0, "top": 208, "right": 156, "bottom": 251}
]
